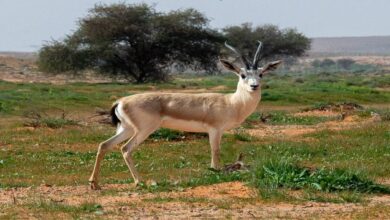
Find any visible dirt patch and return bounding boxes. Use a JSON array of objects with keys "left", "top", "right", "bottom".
[
  {"left": 2, "top": 182, "right": 390, "bottom": 219},
  {"left": 247, "top": 124, "right": 317, "bottom": 138},
  {"left": 293, "top": 110, "right": 340, "bottom": 117},
  {"left": 178, "top": 181, "right": 254, "bottom": 199},
  {"left": 0, "top": 182, "right": 253, "bottom": 207},
  {"left": 378, "top": 179, "right": 390, "bottom": 186},
  {"left": 247, "top": 114, "right": 376, "bottom": 138},
  {"left": 304, "top": 102, "right": 364, "bottom": 112},
  {"left": 0, "top": 55, "right": 116, "bottom": 84}
]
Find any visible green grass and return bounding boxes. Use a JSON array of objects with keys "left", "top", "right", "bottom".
[
  {"left": 1, "top": 71, "right": 390, "bottom": 218},
  {"left": 23, "top": 111, "right": 79, "bottom": 128},
  {"left": 0, "top": 71, "right": 389, "bottom": 117},
  {"left": 233, "top": 129, "right": 254, "bottom": 141},
  {"left": 113, "top": 155, "right": 390, "bottom": 201},
  {"left": 261, "top": 72, "right": 390, "bottom": 104},
  {"left": 244, "top": 111, "right": 336, "bottom": 127},
  {"left": 149, "top": 128, "right": 184, "bottom": 141},
  {"left": 252, "top": 158, "right": 390, "bottom": 193},
  {"left": 30, "top": 200, "right": 103, "bottom": 213},
  {"left": 303, "top": 190, "right": 365, "bottom": 203},
  {"left": 24, "top": 199, "right": 105, "bottom": 218},
  {"left": 1, "top": 121, "right": 390, "bottom": 190},
  {"left": 267, "top": 112, "right": 333, "bottom": 125}
]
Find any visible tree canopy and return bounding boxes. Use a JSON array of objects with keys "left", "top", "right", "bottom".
[
  {"left": 223, "top": 23, "right": 311, "bottom": 62},
  {"left": 38, "top": 4, "right": 311, "bottom": 83},
  {"left": 38, "top": 3, "right": 223, "bottom": 83}
]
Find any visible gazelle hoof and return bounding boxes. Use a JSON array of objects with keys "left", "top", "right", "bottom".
[{"left": 89, "top": 181, "right": 101, "bottom": 190}]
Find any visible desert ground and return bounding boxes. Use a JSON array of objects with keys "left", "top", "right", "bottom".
[{"left": 0, "top": 54, "right": 390, "bottom": 219}]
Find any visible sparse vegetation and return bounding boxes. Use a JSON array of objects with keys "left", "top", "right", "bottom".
[
  {"left": 0, "top": 71, "right": 390, "bottom": 218},
  {"left": 304, "top": 101, "right": 364, "bottom": 112},
  {"left": 244, "top": 111, "right": 336, "bottom": 126},
  {"left": 233, "top": 128, "right": 254, "bottom": 142},
  {"left": 26, "top": 199, "right": 104, "bottom": 218},
  {"left": 265, "top": 111, "right": 333, "bottom": 125},
  {"left": 311, "top": 58, "right": 380, "bottom": 73},
  {"left": 379, "top": 109, "right": 390, "bottom": 121},
  {"left": 24, "top": 111, "right": 79, "bottom": 128}
]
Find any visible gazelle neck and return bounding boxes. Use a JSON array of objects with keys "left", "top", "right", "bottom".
[
  {"left": 229, "top": 83, "right": 261, "bottom": 121},
  {"left": 230, "top": 83, "right": 261, "bottom": 104}
]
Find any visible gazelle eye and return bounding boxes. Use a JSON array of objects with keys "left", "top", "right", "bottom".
[
  {"left": 241, "top": 74, "right": 246, "bottom": 79},
  {"left": 259, "top": 73, "right": 263, "bottom": 78}
]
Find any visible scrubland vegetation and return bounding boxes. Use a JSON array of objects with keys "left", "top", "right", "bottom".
[{"left": 1, "top": 69, "right": 389, "bottom": 218}]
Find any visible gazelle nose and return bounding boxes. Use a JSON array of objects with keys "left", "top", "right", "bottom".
[{"left": 250, "top": 85, "right": 259, "bottom": 90}]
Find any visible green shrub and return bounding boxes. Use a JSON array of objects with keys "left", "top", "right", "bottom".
[
  {"left": 0, "top": 102, "right": 8, "bottom": 112},
  {"left": 261, "top": 92, "right": 283, "bottom": 101},
  {"left": 252, "top": 158, "right": 390, "bottom": 193}
]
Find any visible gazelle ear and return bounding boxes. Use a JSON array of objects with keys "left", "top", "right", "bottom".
[
  {"left": 260, "top": 60, "right": 282, "bottom": 74},
  {"left": 220, "top": 59, "right": 240, "bottom": 74}
]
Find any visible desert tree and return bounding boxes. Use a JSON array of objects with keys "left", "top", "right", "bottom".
[
  {"left": 38, "top": 3, "right": 223, "bottom": 83},
  {"left": 222, "top": 23, "right": 310, "bottom": 63}
]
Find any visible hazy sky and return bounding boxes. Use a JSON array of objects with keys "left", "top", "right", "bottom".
[{"left": 1, "top": 0, "right": 390, "bottom": 51}]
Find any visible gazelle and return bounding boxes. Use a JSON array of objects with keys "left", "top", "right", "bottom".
[{"left": 89, "top": 41, "right": 282, "bottom": 190}]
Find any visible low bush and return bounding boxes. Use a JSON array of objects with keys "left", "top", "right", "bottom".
[
  {"left": 24, "top": 111, "right": 79, "bottom": 128},
  {"left": 252, "top": 158, "right": 390, "bottom": 193}
]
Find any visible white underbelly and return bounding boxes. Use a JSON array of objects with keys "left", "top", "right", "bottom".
[{"left": 161, "top": 116, "right": 208, "bottom": 133}]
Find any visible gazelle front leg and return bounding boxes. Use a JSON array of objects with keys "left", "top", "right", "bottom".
[{"left": 208, "top": 128, "right": 222, "bottom": 169}]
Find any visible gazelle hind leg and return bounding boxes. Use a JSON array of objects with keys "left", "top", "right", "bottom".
[
  {"left": 121, "top": 126, "right": 158, "bottom": 186},
  {"left": 89, "top": 125, "right": 133, "bottom": 190}
]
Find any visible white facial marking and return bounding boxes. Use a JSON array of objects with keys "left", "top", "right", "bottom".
[{"left": 239, "top": 68, "right": 261, "bottom": 92}]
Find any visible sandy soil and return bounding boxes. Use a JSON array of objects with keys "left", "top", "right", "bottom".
[
  {"left": 1, "top": 181, "right": 390, "bottom": 219},
  {"left": 247, "top": 111, "right": 380, "bottom": 138}
]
